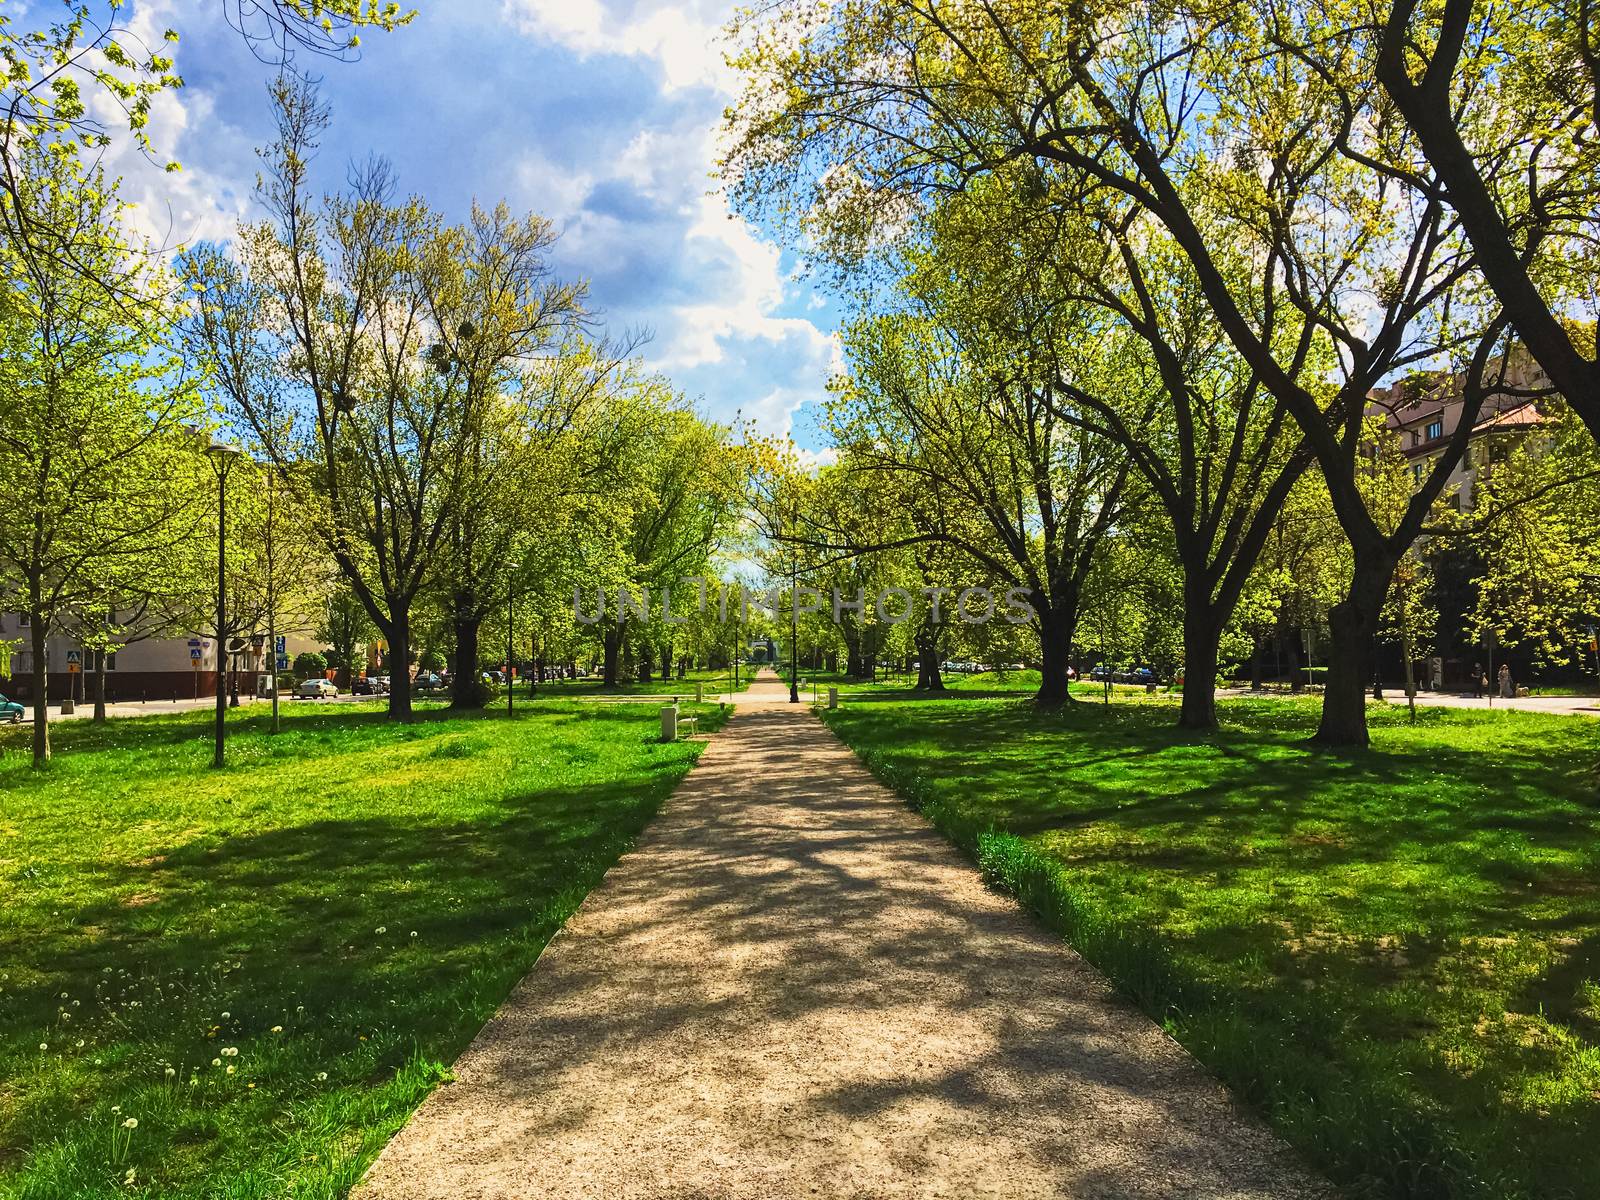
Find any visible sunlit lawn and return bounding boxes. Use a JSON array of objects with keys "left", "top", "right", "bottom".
[
  {"left": 824, "top": 695, "right": 1600, "bottom": 1200},
  {"left": 0, "top": 699, "right": 723, "bottom": 1199},
  {"left": 535, "top": 665, "right": 750, "bottom": 697}
]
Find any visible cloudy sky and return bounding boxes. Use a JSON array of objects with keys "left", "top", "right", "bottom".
[{"left": 107, "top": 0, "right": 838, "bottom": 448}]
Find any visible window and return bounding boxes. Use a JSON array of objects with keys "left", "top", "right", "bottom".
[
  {"left": 106, "top": 652, "right": 117, "bottom": 671},
  {"left": 1426, "top": 419, "right": 1443, "bottom": 440},
  {"left": 18, "top": 613, "right": 28, "bottom": 627},
  {"left": 1412, "top": 462, "right": 1426, "bottom": 484}
]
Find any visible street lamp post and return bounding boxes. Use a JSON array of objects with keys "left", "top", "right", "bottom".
[{"left": 206, "top": 439, "right": 242, "bottom": 769}]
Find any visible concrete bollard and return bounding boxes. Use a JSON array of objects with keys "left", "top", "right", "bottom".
[
  {"left": 696, "top": 681, "right": 704, "bottom": 703},
  {"left": 660, "top": 704, "right": 678, "bottom": 742},
  {"left": 828, "top": 686, "right": 838, "bottom": 710}
]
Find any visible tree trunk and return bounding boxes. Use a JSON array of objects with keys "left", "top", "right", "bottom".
[
  {"left": 914, "top": 620, "right": 945, "bottom": 691},
  {"left": 843, "top": 624, "right": 864, "bottom": 678},
  {"left": 1179, "top": 603, "right": 1221, "bottom": 730},
  {"left": 1286, "top": 631, "right": 1304, "bottom": 693},
  {"left": 1313, "top": 550, "right": 1397, "bottom": 747},
  {"left": 602, "top": 627, "right": 621, "bottom": 687},
  {"left": 451, "top": 606, "right": 481, "bottom": 710},
  {"left": 1036, "top": 608, "right": 1074, "bottom": 706},
  {"left": 93, "top": 648, "right": 108, "bottom": 722},
  {"left": 1249, "top": 633, "right": 1264, "bottom": 691},
  {"left": 638, "top": 640, "right": 654, "bottom": 684},
  {"left": 387, "top": 611, "right": 413, "bottom": 721},
  {"left": 29, "top": 613, "right": 50, "bottom": 766}
]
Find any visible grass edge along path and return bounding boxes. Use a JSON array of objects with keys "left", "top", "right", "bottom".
[
  {"left": 0, "top": 700, "right": 725, "bottom": 1200},
  {"left": 820, "top": 697, "right": 1600, "bottom": 1200}
]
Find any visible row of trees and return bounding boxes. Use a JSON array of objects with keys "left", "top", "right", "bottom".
[
  {"left": 723, "top": 0, "right": 1600, "bottom": 745},
  {"left": 1, "top": 41, "right": 749, "bottom": 765}
]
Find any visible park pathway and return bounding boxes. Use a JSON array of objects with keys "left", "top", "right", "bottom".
[{"left": 357, "top": 670, "right": 1328, "bottom": 1199}]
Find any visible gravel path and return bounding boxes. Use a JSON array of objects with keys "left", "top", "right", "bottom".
[{"left": 356, "top": 672, "right": 1331, "bottom": 1199}]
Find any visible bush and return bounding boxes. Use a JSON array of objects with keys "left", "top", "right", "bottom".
[
  {"left": 418, "top": 649, "right": 446, "bottom": 673},
  {"left": 293, "top": 651, "right": 328, "bottom": 678}
]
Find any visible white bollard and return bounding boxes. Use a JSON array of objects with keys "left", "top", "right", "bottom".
[
  {"left": 660, "top": 704, "right": 678, "bottom": 742},
  {"left": 828, "top": 686, "right": 839, "bottom": 710}
]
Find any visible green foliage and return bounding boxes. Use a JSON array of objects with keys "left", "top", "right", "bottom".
[{"left": 292, "top": 651, "right": 327, "bottom": 678}]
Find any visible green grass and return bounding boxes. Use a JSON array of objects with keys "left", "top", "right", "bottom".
[
  {"left": 0, "top": 699, "right": 723, "bottom": 1199},
  {"left": 534, "top": 666, "right": 750, "bottom": 697},
  {"left": 829, "top": 668, "right": 1161, "bottom": 700},
  {"left": 821, "top": 694, "right": 1600, "bottom": 1200}
]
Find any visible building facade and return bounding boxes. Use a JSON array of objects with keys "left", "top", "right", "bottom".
[{"left": 0, "top": 613, "right": 324, "bottom": 704}]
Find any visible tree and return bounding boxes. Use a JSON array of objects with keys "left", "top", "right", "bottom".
[
  {"left": 825, "top": 299, "right": 1133, "bottom": 705},
  {"left": 1376, "top": 0, "right": 1600, "bottom": 445},
  {"left": 317, "top": 587, "right": 374, "bottom": 688},
  {"left": 0, "top": 141, "right": 200, "bottom": 766},
  {"left": 910, "top": 175, "right": 1314, "bottom": 725},
  {"left": 293, "top": 650, "right": 328, "bottom": 678},
  {"left": 1450, "top": 406, "right": 1600, "bottom": 673},
  {"left": 722, "top": 0, "right": 1511, "bottom": 744},
  {"left": 187, "top": 78, "right": 503, "bottom": 720}
]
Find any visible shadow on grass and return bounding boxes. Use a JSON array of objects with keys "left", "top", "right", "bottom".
[
  {"left": 824, "top": 696, "right": 1600, "bottom": 1200},
  {"left": 0, "top": 701, "right": 711, "bottom": 1199}
]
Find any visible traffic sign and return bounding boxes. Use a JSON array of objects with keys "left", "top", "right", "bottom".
[
  {"left": 190, "top": 647, "right": 203, "bottom": 661},
  {"left": 66, "top": 649, "right": 81, "bottom": 664}
]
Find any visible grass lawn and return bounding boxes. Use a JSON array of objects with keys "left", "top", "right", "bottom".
[
  {"left": 827, "top": 668, "right": 1160, "bottom": 701},
  {"left": 0, "top": 699, "right": 723, "bottom": 1199},
  {"left": 534, "top": 666, "right": 751, "bottom": 698},
  {"left": 822, "top": 695, "right": 1600, "bottom": 1200}
]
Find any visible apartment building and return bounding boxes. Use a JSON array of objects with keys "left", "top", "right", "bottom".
[
  {"left": 1368, "top": 347, "right": 1551, "bottom": 510},
  {"left": 0, "top": 613, "right": 322, "bottom": 703}
]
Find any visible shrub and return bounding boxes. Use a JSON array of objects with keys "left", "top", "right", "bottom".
[{"left": 293, "top": 651, "right": 328, "bottom": 678}]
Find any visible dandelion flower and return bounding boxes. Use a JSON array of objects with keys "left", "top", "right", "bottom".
[
  {"left": 315, "top": 1071, "right": 328, "bottom": 1081},
  {"left": 271, "top": 1025, "right": 283, "bottom": 1033},
  {"left": 165, "top": 1067, "right": 176, "bottom": 1078},
  {"left": 122, "top": 1117, "right": 138, "bottom": 1129},
  {"left": 38, "top": 1043, "right": 47, "bottom": 1051},
  {"left": 226, "top": 1065, "right": 235, "bottom": 1075},
  {"left": 124, "top": 1167, "right": 136, "bottom": 1185},
  {"left": 211, "top": 1058, "right": 221, "bottom": 1067},
  {"left": 375, "top": 926, "right": 387, "bottom": 934},
  {"left": 222, "top": 1046, "right": 238, "bottom": 1057}
]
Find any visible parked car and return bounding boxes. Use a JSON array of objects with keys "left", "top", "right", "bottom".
[
  {"left": 295, "top": 678, "right": 338, "bottom": 699},
  {"left": 0, "top": 692, "right": 23, "bottom": 724},
  {"left": 351, "top": 675, "right": 383, "bottom": 695},
  {"left": 415, "top": 672, "right": 444, "bottom": 690}
]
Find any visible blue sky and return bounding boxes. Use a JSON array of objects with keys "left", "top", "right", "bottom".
[{"left": 108, "top": 0, "right": 838, "bottom": 450}]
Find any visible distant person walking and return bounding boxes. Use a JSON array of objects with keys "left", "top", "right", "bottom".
[
  {"left": 1499, "top": 663, "right": 1514, "bottom": 698},
  {"left": 1471, "top": 662, "right": 1484, "bottom": 698}
]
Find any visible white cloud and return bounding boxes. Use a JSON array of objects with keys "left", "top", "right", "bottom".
[
  {"left": 24, "top": 1, "right": 250, "bottom": 260},
  {"left": 502, "top": 0, "right": 736, "bottom": 92}
]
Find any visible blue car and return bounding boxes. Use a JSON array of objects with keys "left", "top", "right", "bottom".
[{"left": 0, "top": 692, "right": 23, "bottom": 724}]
